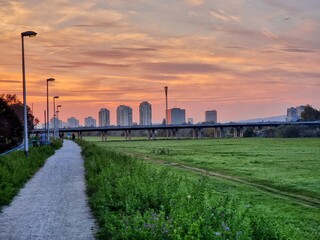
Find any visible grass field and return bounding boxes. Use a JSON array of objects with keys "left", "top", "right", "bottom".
[
  {"left": 84, "top": 137, "right": 320, "bottom": 239},
  {"left": 89, "top": 138, "right": 320, "bottom": 199}
]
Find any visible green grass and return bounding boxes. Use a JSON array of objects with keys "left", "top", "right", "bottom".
[
  {"left": 88, "top": 138, "right": 320, "bottom": 200},
  {"left": 83, "top": 137, "right": 320, "bottom": 239},
  {"left": 0, "top": 139, "right": 63, "bottom": 209},
  {"left": 80, "top": 140, "right": 303, "bottom": 239}
]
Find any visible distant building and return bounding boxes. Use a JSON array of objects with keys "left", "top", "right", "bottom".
[
  {"left": 205, "top": 110, "right": 217, "bottom": 123},
  {"left": 286, "top": 106, "right": 305, "bottom": 122},
  {"left": 84, "top": 116, "right": 96, "bottom": 127},
  {"left": 117, "top": 105, "right": 133, "bottom": 126},
  {"left": 167, "top": 108, "right": 186, "bottom": 124},
  {"left": 187, "top": 118, "right": 193, "bottom": 124},
  {"left": 67, "top": 117, "right": 79, "bottom": 128},
  {"left": 99, "top": 108, "right": 110, "bottom": 126},
  {"left": 139, "top": 101, "right": 152, "bottom": 125}
]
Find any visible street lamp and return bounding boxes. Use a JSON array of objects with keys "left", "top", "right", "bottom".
[
  {"left": 53, "top": 96, "right": 59, "bottom": 138},
  {"left": 56, "top": 105, "right": 62, "bottom": 137},
  {"left": 21, "top": 30, "right": 37, "bottom": 157},
  {"left": 46, "top": 78, "right": 55, "bottom": 143}
]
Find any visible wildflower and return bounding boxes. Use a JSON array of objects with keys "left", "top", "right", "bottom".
[
  {"left": 187, "top": 195, "right": 191, "bottom": 199},
  {"left": 215, "top": 232, "right": 221, "bottom": 236},
  {"left": 225, "top": 226, "right": 230, "bottom": 231}
]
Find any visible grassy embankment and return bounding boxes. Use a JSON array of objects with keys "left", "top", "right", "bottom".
[
  {"left": 80, "top": 138, "right": 320, "bottom": 239},
  {"left": 0, "top": 139, "right": 62, "bottom": 209}
]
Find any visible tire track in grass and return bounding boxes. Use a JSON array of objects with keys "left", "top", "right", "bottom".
[{"left": 129, "top": 152, "right": 320, "bottom": 209}]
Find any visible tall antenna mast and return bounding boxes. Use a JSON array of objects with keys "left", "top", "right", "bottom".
[{"left": 164, "top": 86, "right": 168, "bottom": 124}]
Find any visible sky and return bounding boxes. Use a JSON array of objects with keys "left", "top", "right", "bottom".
[{"left": 1, "top": 0, "right": 319, "bottom": 125}]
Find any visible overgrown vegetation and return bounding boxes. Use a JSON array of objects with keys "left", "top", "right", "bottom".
[
  {"left": 80, "top": 140, "right": 300, "bottom": 239},
  {"left": 0, "top": 139, "right": 62, "bottom": 209}
]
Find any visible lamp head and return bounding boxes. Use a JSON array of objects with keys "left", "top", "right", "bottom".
[
  {"left": 21, "top": 31, "right": 37, "bottom": 37},
  {"left": 54, "top": 96, "right": 59, "bottom": 99},
  {"left": 47, "top": 78, "right": 55, "bottom": 82}
]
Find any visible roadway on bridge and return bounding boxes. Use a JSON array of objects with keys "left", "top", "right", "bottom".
[{"left": 0, "top": 140, "right": 96, "bottom": 239}]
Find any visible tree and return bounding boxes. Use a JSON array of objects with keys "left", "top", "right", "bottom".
[
  {"left": 0, "top": 94, "right": 37, "bottom": 130},
  {"left": 243, "top": 127, "right": 255, "bottom": 137},
  {"left": 301, "top": 105, "right": 320, "bottom": 121},
  {"left": 0, "top": 94, "right": 38, "bottom": 153},
  {"left": 0, "top": 97, "right": 23, "bottom": 153}
]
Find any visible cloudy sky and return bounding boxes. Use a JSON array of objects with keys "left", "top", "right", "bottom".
[{"left": 1, "top": 0, "right": 319, "bottom": 125}]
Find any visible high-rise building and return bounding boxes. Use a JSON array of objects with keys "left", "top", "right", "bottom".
[
  {"left": 84, "top": 116, "right": 96, "bottom": 127},
  {"left": 286, "top": 106, "right": 305, "bottom": 122},
  {"left": 205, "top": 110, "right": 217, "bottom": 123},
  {"left": 67, "top": 117, "right": 79, "bottom": 128},
  {"left": 99, "top": 108, "right": 110, "bottom": 126},
  {"left": 166, "top": 108, "right": 186, "bottom": 124},
  {"left": 117, "top": 105, "right": 133, "bottom": 126},
  {"left": 139, "top": 101, "right": 152, "bottom": 125}
]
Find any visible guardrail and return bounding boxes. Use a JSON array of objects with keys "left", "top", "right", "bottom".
[{"left": 0, "top": 143, "right": 24, "bottom": 157}]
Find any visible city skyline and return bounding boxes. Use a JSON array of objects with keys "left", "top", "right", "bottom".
[{"left": 1, "top": 1, "right": 319, "bottom": 124}]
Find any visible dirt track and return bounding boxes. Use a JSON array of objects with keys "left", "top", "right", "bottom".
[
  {"left": 133, "top": 153, "right": 320, "bottom": 209},
  {"left": 0, "top": 140, "right": 96, "bottom": 240}
]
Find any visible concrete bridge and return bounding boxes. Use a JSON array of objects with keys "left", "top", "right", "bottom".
[{"left": 31, "top": 121, "right": 320, "bottom": 141}]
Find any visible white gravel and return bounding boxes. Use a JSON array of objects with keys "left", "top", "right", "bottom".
[{"left": 0, "top": 140, "right": 96, "bottom": 240}]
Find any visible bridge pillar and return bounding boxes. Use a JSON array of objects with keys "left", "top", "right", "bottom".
[
  {"left": 101, "top": 131, "right": 107, "bottom": 141},
  {"left": 152, "top": 129, "right": 155, "bottom": 140},
  {"left": 239, "top": 128, "right": 244, "bottom": 138},
  {"left": 192, "top": 129, "right": 196, "bottom": 139},
  {"left": 170, "top": 129, "right": 174, "bottom": 139},
  {"left": 217, "top": 127, "right": 222, "bottom": 138},
  {"left": 125, "top": 130, "right": 132, "bottom": 140},
  {"left": 213, "top": 128, "right": 217, "bottom": 138},
  {"left": 233, "top": 127, "right": 238, "bottom": 138},
  {"left": 197, "top": 128, "right": 202, "bottom": 139},
  {"left": 147, "top": 129, "right": 151, "bottom": 140},
  {"left": 175, "top": 129, "right": 179, "bottom": 139}
]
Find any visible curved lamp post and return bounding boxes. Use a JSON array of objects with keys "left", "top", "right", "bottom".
[
  {"left": 21, "top": 31, "right": 37, "bottom": 157},
  {"left": 53, "top": 96, "right": 59, "bottom": 138},
  {"left": 46, "top": 78, "right": 55, "bottom": 143}
]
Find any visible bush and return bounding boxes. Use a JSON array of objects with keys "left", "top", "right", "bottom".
[
  {"left": 275, "top": 125, "right": 318, "bottom": 138},
  {"left": 0, "top": 139, "right": 62, "bottom": 208},
  {"left": 80, "top": 140, "right": 298, "bottom": 239}
]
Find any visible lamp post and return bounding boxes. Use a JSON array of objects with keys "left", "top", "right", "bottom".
[
  {"left": 53, "top": 96, "right": 59, "bottom": 138},
  {"left": 21, "top": 31, "right": 37, "bottom": 157},
  {"left": 56, "top": 105, "right": 62, "bottom": 137},
  {"left": 46, "top": 78, "right": 55, "bottom": 143}
]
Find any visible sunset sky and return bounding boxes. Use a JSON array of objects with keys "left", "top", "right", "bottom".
[{"left": 1, "top": 0, "right": 319, "bottom": 125}]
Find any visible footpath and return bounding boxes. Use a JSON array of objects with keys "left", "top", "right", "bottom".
[{"left": 0, "top": 140, "right": 96, "bottom": 240}]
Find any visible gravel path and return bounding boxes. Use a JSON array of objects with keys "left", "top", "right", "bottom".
[{"left": 0, "top": 140, "right": 96, "bottom": 240}]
